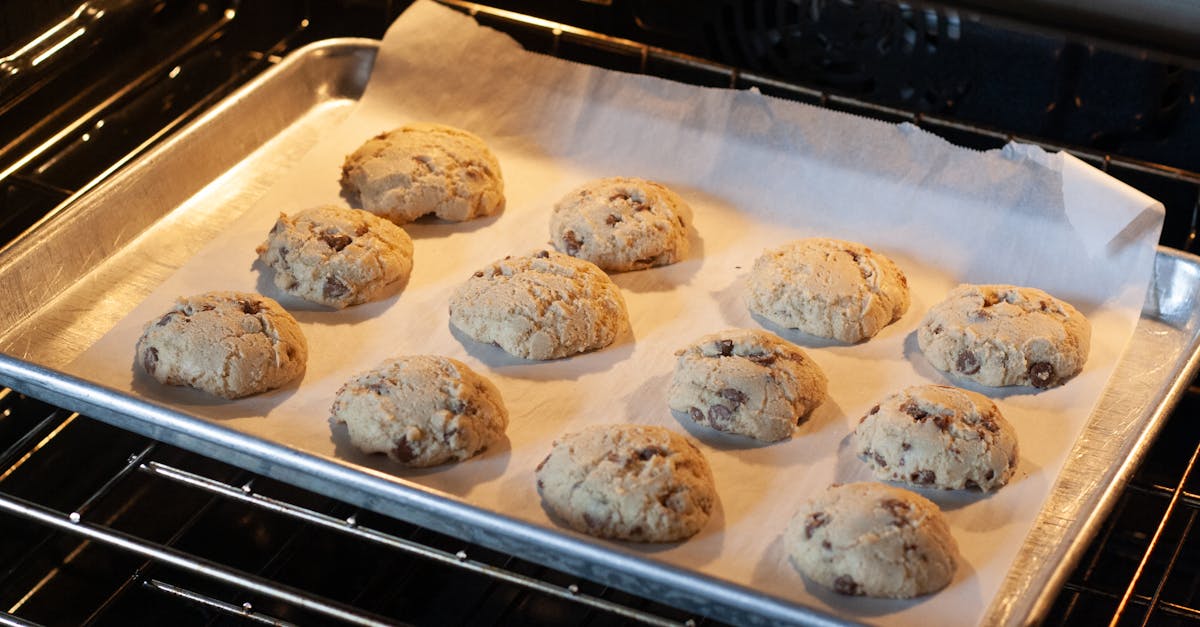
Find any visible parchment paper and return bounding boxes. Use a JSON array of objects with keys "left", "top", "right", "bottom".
[{"left": 69, "top": 2, "right": 1165, "bottom": 624}]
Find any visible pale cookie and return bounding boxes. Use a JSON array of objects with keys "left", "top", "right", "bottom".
[
  {"left": 535, "top": 425, "right": 717, "bottom": 542},
  {"left": 256, "top": 205, "right": 414, "bottom": 309},
  {"left": 330, "top": 356, "right": 508, "bottom": 467},
  {"left": 855, "top": 385, "right": 1019, "bottom": 491},
  {"left": 784, "top": 482, "right": 959, "bottom": 598},
  {"left": 745, "top": 238, "right": 910, "bottom": 343},
  {"left": 550, "top": 177, "right": 692, "bottom": 272},
  {"left": 917, "top": 284, "right": 1090, "bottom": 388},
  {"left": 340, "top": 123, "right": 504, "bottom": 224},
  {"left": 668, "top": 329, "right": 828, "bottom": 442},
  {"left": 135, "top": 291, "right": 307, "bottom": 399},
  {"left": 449, "top": 250, "right": 630, "bottom": 360}
]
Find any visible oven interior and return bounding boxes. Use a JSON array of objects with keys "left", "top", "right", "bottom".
[{"left": 1, "top": 0, "right": 1199, "bottom": 624}]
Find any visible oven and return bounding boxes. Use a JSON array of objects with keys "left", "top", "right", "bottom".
[{"left": 0, "top": 1, "right": 1198, "bottom": 625}]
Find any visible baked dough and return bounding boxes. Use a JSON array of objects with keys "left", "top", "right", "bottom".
[
  {"left": 668, "top": 328, "right": 827, "bottom": 442},
  {"left": 784, "top": 482, "right": 959, "bottom": 598},
  {"left": 256, "top": 205, "right": 414, "bottom": 309},
  {"left": 135, "top": 291, "right": 307, "bottom": 399},
  {"left": 449, "top": 250, "right": 630, "bottom": 360},
  {"left": 549, "top": 177, "right": 691, "bottom": 272},
  {"left": 855, "top": 384, "right": 1019, "bottom": 491},
  {"left": 535, "top": 424, "right": 717, "bottom": 542},
  {"left": 330, "top": 355, "right": 508, "bottom": 467},
  {"left": 340, "top": 123, "right": 504, "bottom": 224},
  {"left": 917, "top": 284, "right": 1090, "bottom": 388},
  {"left": 745, "top": 238, "right": 909, "bottom": 343}
]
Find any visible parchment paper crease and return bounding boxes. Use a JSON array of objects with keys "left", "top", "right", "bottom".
[{"left": 69, "top": 2, "right": 1164, "bottom": 624}]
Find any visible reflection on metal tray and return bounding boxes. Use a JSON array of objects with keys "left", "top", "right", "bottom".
[{"left": 0, "top": 36, "right": 1197, "bottom": 627}]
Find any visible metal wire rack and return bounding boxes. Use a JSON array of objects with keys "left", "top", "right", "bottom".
[{"left": 0, "top": 1, "right": 1198, "bottom": 625}]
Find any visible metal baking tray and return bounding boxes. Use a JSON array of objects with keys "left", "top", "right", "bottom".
[{"left": 1, "top": 38, "right": 1198, "bottom": 626}]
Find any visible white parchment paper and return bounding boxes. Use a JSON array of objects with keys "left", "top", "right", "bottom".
[{"left": 69, "top": 2, "right": 1165, "bottom": 624}]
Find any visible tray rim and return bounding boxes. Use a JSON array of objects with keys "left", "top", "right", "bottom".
[{"left": 0, "top": 36, "right": 1197, "bottom": 626}]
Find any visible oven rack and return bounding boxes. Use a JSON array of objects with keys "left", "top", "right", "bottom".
[
  {"left": 0, "top": 390, "right": 706, "bottom": 626},
  {"left": 0, "top": 1, "right": 1198, "bottom": 625}
]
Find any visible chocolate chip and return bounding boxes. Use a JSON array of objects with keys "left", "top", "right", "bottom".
[
  {"left": 534, "top": 250, "right": 549, "bottom": 259},
  {"left": 448, "top": 399, "right": 472, "bottom": 415},
  {"left": 932, "top": 415, "right": 950, "bottom": 431},
  {"left": 904, "top": 543, "right": 918, "bottom": 553},
  {"left": 970, "top": 309, "right": 992, "bottom": 321},
  {"left": 238, "top": 299, "right": 262, "bottom": 315},
  {"left": 986, "top": 469, "right": 995, "bottom": 480},
  {"left": 324, "top": 276, "right": 349, "bottom": 299},
  {"left": 606, "top": 214, "right": 622, "bottom": 225},
  {"left": 536, "top": 478, "right": 544, "bottom": 491},
  {"left": 608, "top": 192, "right": 630, "bottom": 202},
  {"left": 634, "top": 202, "right": 651, "bottom": 212},
  {"left": 1029, "top": 362, "right": 1055, "bottom": 388},
  {"left": 931, "top": 324, "right": 944, "bottom": 335},
  {"left": 201, "top": 304, "right": 215, "bottom": 311},
  {"left": 869, "top": 404, "right": 880, "bottom": 415},
  {"left": 956, "top": 350, "right": 981, "bottom": 375},
  {"left": 718, "top": 340, "right": 734, "bottom": 356},
  {"left": 901, "top": 442, "right": 911, "bottom": 451},
  {"left": 708, "top": 404, "right": 733, "bottom": 424},
  {"left": 638, "top": 446, "right": 668, "bottom": 460},
  {"left": 719, "top": 388, "right": 747, "bottom": 406},
  {"left": 677, "top": 216, "right": 685, "bottom": 227},
  {"left": 142, "top": 347, "right": 159, "bottom": 375},
  {"left": 535, "top": 455, "right": 550, "bottom": 472},
  {"left": 846, "top": 250, "right": 861, "bottom": 263},
  {"left": 911, "top": 469, "right": 936, "bottom": 485},
  {"left": 822, "top": 540, "right": 832, "bottom": 550},
  {"left": 155, "top": 313, "right": 176, "bottom": 327},
  {"left": 473, "top": 271, "right": 484, "bottom": 278},
  {"left": 355, "top": 224, "right": 369, "bottom": 236},
  {"left": 688, "top": 407, "right": 705, "bottom": 423},
  {"left": 319, "top": 232, "right": 352, "bottom": 252},
  {"left": 980, "top": 414, "right": 999, "bottom": 432},
  {"left": 391, "top": 437, "right": 417, "bottom": 462},
  {"left": 964, "top": 479, "right": 981, "bottom": 490},
  {"left": 901, "top": 401, "right": 929, "bottom": 422},
  {"left": 833, "top": 575, "right": 863, "bottom": 596},
  {"left": 804, "top": 512, "right": 830, "bottom": 539},
  {"left": 880, "top": 498, "right": 910, "bottom": 525},
  {"left": 873, "top": 452, "right": 888, "bottom": 468},
  {"left": 746, "top": 353, "right": 776, "bottom": 366},
  {"left": 367, "top": 382, "right": 387, "bottom": 394},
  {"left": 563, "top": 230, "right": 583, "bottom": 255}
]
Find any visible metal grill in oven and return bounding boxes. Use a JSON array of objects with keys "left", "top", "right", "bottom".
[{"left": 0, "top": 1, "right": 1199, "bottom": 625}]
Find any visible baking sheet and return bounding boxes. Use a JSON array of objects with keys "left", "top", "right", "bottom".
[{"left": 54, "top": 2, "right": 1168, "bottom": 625}]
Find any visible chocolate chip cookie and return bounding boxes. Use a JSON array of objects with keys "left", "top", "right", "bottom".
[
  {"left": 135, "top": 291, "right": 307, "bottom": 399},
  {"left": 917, "top": 284, "right": 1091, "bottom": 388},
  {"left": 535, "top": 424, "right": 717, "bottom": 542},
  {"left": 449, "top": 250, "right": 630, "bottom": 360},
  {"left": 256, "top": 205, "right": 414, "bottom": 309},
  {"left": 668, "top": 328, "right": 827, "bottom": 442},
  {"left": 745, "top": 238, "right": 910, "bottom": 343},
  {"left": 330, "top": 355, "right": 508, "bottom": 467},
  {"left": 549, "top": 177, "right": 692, "bottom": 272},
  {"left": 784, "top": 482, "right": 960, "bottom": 598},
  {"left": 340, "top": 123, "right": 504, "bottom": 224},
  {"left": 855, "top": 384, "right": 1019, "bottom": 491}
]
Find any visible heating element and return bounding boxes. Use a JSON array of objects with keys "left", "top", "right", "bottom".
[{"left": 1, "top": 1, "right": 1198, "bottom": 625}]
